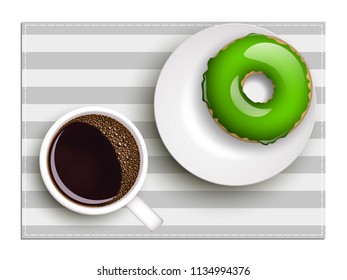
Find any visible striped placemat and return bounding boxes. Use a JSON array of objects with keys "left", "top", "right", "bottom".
[{"left": 21, "top": 22, "right": 325, "bottom": 239}]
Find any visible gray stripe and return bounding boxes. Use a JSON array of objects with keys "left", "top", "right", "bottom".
[
  {"left": 315, "top": 87, "right": 325, "bottom": 104},
  {"left": 23, "top": 191, "right": 324, "bottom": 208},
  {"left": 302, "top": 52, "right": 324, "bottom": 69},
  {"left": 22, "top": 225, "right": 325, "bottom": 239},
  {"left": 21, "top": 121, "right": 324, "bottom": 139},
  {"left": 22, "top": 22, "right": 325, "bottom": 35},
  {"left": 22, "top": 52, "right": 171, "bottom": 69},
  {"left": 22, "top": 156, "right": 325, "bottom": 174},
  {"left": 311, "top": 121, "right": 325, "bottom": 138},
  {"left": 283, "top": 156, "right": 325, "bottom": 173},
  {"left": 22, "top": 86, "right": 325, "bottom": 104},
  {"left": 140, "top": 191, "right": 324, "bottom": 208},
  {"left": 22, "top": 87, "right": 155, "bottom": 104},
  {"left": 22, "top": 121, "right": 160, "bottom": 139},
  {"left": 22, "top": 52, "right": 324, "bottom": 70}
]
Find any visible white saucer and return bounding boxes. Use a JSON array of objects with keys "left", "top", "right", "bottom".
[{"left": 154, "top": 24, "right": 316, "bottom": 186}]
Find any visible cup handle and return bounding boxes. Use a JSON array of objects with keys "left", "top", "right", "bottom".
[{"left": 126, "top": 195, "right": 163, "bottom": 231}]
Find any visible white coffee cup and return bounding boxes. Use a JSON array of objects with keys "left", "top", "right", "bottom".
[{"left": 39, "top": 107, "right": 163, "bottom": 231}]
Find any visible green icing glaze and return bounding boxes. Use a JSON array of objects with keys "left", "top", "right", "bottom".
[{"left": 202, "top": 33, "right": 311, "bottom": 145}]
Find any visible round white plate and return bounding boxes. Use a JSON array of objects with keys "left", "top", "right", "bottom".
[{"left": 154, "top": 24, "right": 316, "bottom": 186}]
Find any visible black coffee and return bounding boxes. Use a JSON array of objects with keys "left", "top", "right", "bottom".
[{"left": 48, "top": 114, "right": 140, "bottom": 207}]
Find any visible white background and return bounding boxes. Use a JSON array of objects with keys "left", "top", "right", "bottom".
[{"left": 1, "top": 0, "right": 346, "bottom": 279}]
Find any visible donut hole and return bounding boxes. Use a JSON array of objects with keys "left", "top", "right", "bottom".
[{"left": 242, "top": 72, "right": 274, "bottom": 103}]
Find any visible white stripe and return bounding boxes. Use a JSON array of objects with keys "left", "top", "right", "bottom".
[
  {"left": 21, "top": 103, "right": 324, "bottom": 122},
  {"left": 158, "top": 208, "right": 324, "bottom": 226},
  {"left": 23, "top": 208, "right": 324, "bottom": 226},
  {"left": 22, "top": 138, "right": 324, "bottom": 157},
  {"left": 23, "top": 174, "right": 46, "bottom": 191},
  {"left": 142, "top": 173, "right": 325, "bottom": 192},
  {"left": 299, "top": 139, "right": 325, "bottom": 156},
  {"left": 23, "top": 208, "right": 142, "bottom": 226},
  {"left": 280, "top": 35, "right": 324, "bottom": 53},
  {"left": 22, "top": 34, "right": 324, "bottom": 53},
  {"left": 22, "top": 139, "right": 42, "bottom": 156},
  {"left": 22, "top": 104, "right": 154, "bottom": 122},
  {"left": 311, "top": 69, "right": 324, "bottom": 87},
  {"left": 315, "top": 102, "right": 325, "bottom": 123},
  {"left": 22, "top": 69, "right": 324, "bottom": 87},
  {"left": 22, "top": 173, "right": 325, "bottom": 192},
  {"left": 22, "top": 35, "right": 190, "bottom": 52},
  {"left": 22, "top": 69, "right": 161, "bottom": 87}
]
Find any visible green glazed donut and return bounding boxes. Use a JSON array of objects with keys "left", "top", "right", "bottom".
[{"left": 202, "top": 33, "right": 312, "bottom": 145}]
